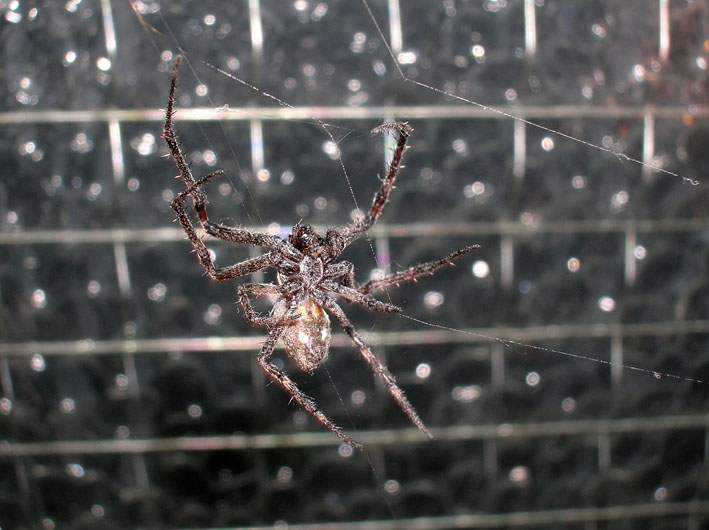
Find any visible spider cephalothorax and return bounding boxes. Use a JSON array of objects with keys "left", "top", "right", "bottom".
[{"left": 163, "top": 54, "right": 479, "bottom": 449}]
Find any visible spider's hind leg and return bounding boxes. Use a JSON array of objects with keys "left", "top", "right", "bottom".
[
  {"left": 237, "top": 283, "right": 300, "bottom": 327},
  {"left": 323, "top": 298, "right": 433, "bottom": 440},
  {"left": 258, "top": 326, "right": 363, "bottom": 449}
]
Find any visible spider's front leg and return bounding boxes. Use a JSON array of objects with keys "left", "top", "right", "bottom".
[
  {"left": 170, "top": 176, "right": 275, "bottom": 281},
  {"left": 358, "top": 245, "right": 481, "bottom": 294},
  {"left": 336, "top": 122, "right": 413, "bottom": 246},
  {"left": 164, "top": 55, "right": 295, "bottom": 278},
  {"left": 258, "top": 326, "right": 363, "bottom": 450}
]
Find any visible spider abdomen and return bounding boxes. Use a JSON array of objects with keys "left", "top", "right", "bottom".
[{"left": 278, "top": 296, "right": 331, "bottom": 373}]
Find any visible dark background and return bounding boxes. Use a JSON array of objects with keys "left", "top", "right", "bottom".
[{"left": 1, "top": 1, "right": 708, "bottom": 528}]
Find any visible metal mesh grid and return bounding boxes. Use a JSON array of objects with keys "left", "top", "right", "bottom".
[{"left": 1, "top": 0, "right": 708, "bottom": 528}]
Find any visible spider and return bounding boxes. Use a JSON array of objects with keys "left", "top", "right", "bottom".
[{"left": 163, "top": 54, "right": 479, "bottom": 449}]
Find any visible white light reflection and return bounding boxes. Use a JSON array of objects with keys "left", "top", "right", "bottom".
[
  {"left": 322, "top": 141, "right": 340, "bottom": 159},
  {"left": 60, "top": 398, "right": 76, "bottom": 413},
  {"left": 571, "top": 175, "right": 586, "bottom": 189},
  {"left": 203, "top": 304, "right": 222, "bottom": 325},
  {"left": 127, "top": 177, "right": 140, "bottom": 191},
  {"left": 567, "top": 257, "right": 580, "bottom": 272},
  {"left": 31, "top": 289, "right": 47, "bottom": 308},
  {"left": 632, "top": 64, "right": 645, "bottom": 82},
  {"left": 451, "top": 385, "right": 481, "bottom": 403},
  {"left": 397, "top": 51, "right": 417, "bottom": 64},
  {"left": 30, "top": 353, "right": 46, "bottom": 372},
  {"left": 611, "top": 190, "right": 629, "bottom": 210},
  {"left": 0, "top": 397, "right": 12, "bottom": 415},
  {"left": 86, "top": 280, "right": 101, "bottom": 297},
  {"left": 463, "top": 181, "right": 485, "bottom": 198},
  {"left": 292, "top": 409, "right": 306, "bottom": 425},
  {"left": 116, "top": 425, "right": 130, "bottom": 440},
  {"left": 115, "top": 374, "right": 129, "bottom": 389},
  {"left": 415, "top": 363, "right": 431, "bottom": 379},
  {"left": 423, "top": 291, "right": 444, "bottom": 309},
  {"left": 525, "top": 371, "right": 540, "bottom": 386},
  {"left": 384, "top": 479, "right": 400, "bottom": 494},
  {"left": 561, "top": 397, "right": 576, "bottom": 412},
  {"left": 654, "top": 486, "right": 668, "bottom": 501},
  {"left": 281, "top": 170, "right": 295, "bottom": 185},
  {"left": 598, "top": 296, "right": 616, "bottom": 312},
  {"left": 338, "top": 443, "right": 354, "bottom": 457},
  {"left": 470, "top": 44, "right": 485, "bottom": 62},
  {"left": 591, "top": 24, "right": 607, "bottom": 38},
  {"left": 147, "top": 283, "right": 167, "bottom": 302},
  {"left": 65, "top": 463, "right": 85, "bottom": 478},
  {"left": 131, "top": 133, "right": 156, "bottom": 156},
  {"left": 96, "top": 57, "right": 111, "bottom": 71},
  {"left": 277, "top": 466, "right": 293, "bottom": 483},
  {"left": 472, "top": 260, "right": 490, "bottom": 278},
  {"left": 509, "top": 465, "right": 530, "bottom": 483},
  {"left": 5, "top": 9, "right": 21, "bottom": 23},
  {"left": 350, "top": 390, "right": 366, "bottom": 405}
]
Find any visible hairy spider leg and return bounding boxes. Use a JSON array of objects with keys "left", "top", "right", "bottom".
[
  {"left": 163, "top": 54, "right": 198, "bottom": 191},
  {"left": 170, "top": 183, "right": 276, "bottom": 280},
  {"left": 323, "top": 261, "right": 356, "bottom": 287},
  {"left": 358, "top": 245, "right": 481, "bottom": 295},
  {"left": 336, "top": 122, "right": 413, "bottom": 247},
  {"left": 322, "top": 297, "right": 434, "bottom": 440},
  {"left": 257, "top": 326, "right": 364, "bottom": 450},
  {"left": 322, "top": 281, "right": 401, "bottom": 314},
  {"left": 237, "top": 283, "right": 301, "bottom": 327},
  {"left": 164, "top": 54, "right": 299, "bottom": 277},
  {"left": 238, "top": 284, "right": 361, "bottom": 446}
]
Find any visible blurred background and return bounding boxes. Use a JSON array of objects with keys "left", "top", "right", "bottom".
[{"left": 1, "top": 1, "right": 708, "bottom": 528}]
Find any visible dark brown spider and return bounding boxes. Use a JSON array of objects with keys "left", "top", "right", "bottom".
[{"left": 163, "top": 54, "right": 479, "bottom": 449}]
